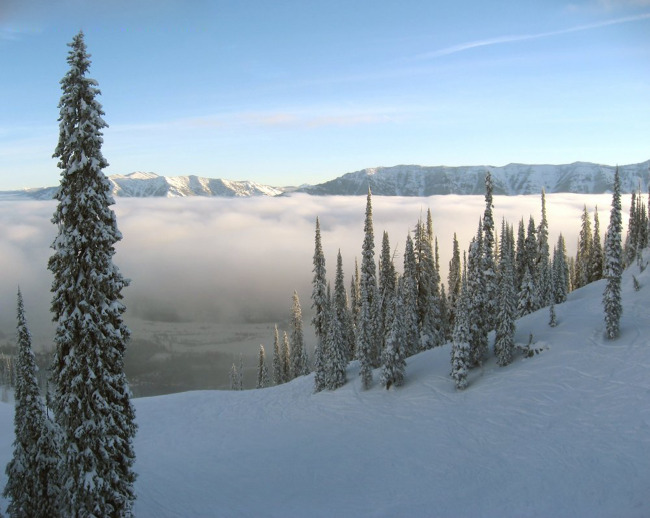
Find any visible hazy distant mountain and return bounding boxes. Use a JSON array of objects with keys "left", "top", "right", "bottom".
[
  {"left": 3, "top": 161, "right": 649, "bottom": 199},
  {"left": 297, "top": 160, "right": 650, "bottom": 196}
]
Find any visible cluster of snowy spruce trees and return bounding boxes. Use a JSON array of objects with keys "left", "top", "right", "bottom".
[
  {"left": 296, "top": 168, "right": 627, "bottom": 393},
  {"left": 3, "top": 32, "right": 136, "bottom": 517}
]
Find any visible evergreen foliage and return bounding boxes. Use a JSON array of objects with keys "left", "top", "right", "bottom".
[
  {"left": 334, "top": 251, "right": 355, "bottom": 362},
  {"left": 356, "top": 188, "right": 378, "bottom": 388},
  {"left": 402, "top": 234, "right": 420, "bottom": 357},
  {"left": 311, "top": 217, "right": 328, "bottom": 392},
  {"left": 289, "top": 291, "right": 310, "bottom": 378},
  {"left": 447, "top": 233, "right": 462, "bottom": 332},
  {"left": 495, "top": 224, "right": 516, "bottom": 367},
  {"left": 590, "top": 208, "right": 604, "bottom": 282},
  {"left": 552, "top": 234, "right": 570, "bottom": 304},
  {"left": 4, "top": 289, "right": 60, "bottom": 518},
  {"left": 466, "top": 221, "right": 488, "bottom": 366},
  {"left": 603, "top": 167, "right": 623, "bottom": 339},
  {"left": 576, "top": 205, "right": 593, "bottom": 288},
  {"left": 536, "top": 190, "right": 552, "bottom": 308},
  {"left": 378, "top": 232, "right": 397, "bottom": 354},
  {"left": 324, "top": 305, "right": 348, "bottom": 390},
  {"left": 229, "top": 363, "right": 238, "bottom": 391},
  {"left": 281, "top": 332, "right": 291, "bottom": 383},
  {"left": 414, "top": 218, "right": 438, "bottom": 349},
  {"left": 48, "top": 32, "right": 136, "bottom": 517},
  {"left": 451, "top": 270, "right": 471, "bottom": 390},
  {"left": 272, "top": 325, "right": 283, "bottom": 386},
  {"left": 380, "top": 284, "right": 407, "bottom": 389},
  {"left": 482, "top": 171, "right": 498, "bottom": 331},
  {"left": 256, "top": 345, "right": 269, "bottom": 389}
]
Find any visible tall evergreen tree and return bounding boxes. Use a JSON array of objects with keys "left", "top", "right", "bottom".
[
  {"left": 357, "top": 188, "right": 378, "bottom": 388},
  {"left": 482, "top": 171, "right": 498, "bottom": 330},
  {"left": 324, "top": 304, "right": 348, "bottom": 390},
  {"left": 289, "top": 291, "right": 309, "bottom": 378},
  {"left": 272, "top": 324, "right": 283, "bottom": 386},
  {"left": 281, "top": 332, "right": 291, "bottom": 383},
  {"left": 380, "top": 282, "right": 407, "bottom": 389},
  {"left": 447, "top": 233, "right": 462, "bottom": 331},
  {"left": 466, "top": 220, "right": 488, "bottom": 366},
  {"left": 48, "top": 31, "right": 136, "bottom": 517},
  {"left": 451, "top": 267, "right": 471, "bottom": 390},
  {"left": 229, "top": 363, "right": 239, "bottom": 391},
  {"left": 350, "top": 257, "right": 361, "bottom": 331},
  {"left": 414, "top": 218, "right": 438, "bottom": 349},
  {"left": 334, "top": 250, "right": 355, "bottom": 362},
  {"left": 4, "top": 289, "right": 60, "bottom": 518},
  {"left": 256, "top": 345, "right": 269, "bottom": 389},
  {"left": 590, "top": 207, "right": 604, "bottom": 282},
  {"left": 311, "top": 218, "right": 328, "bottom": 392},
  {"left": 576, "top": 205, "right": 593, "bottom": 288},
  {"left": 402, "top": 234, "right": 420, "bottom": 357},
  {"left": 515, "top": 218, "right": 527, "bottom": 292},
  {"left": 378, "top": 231, "right": 397, "bottom": 353},
  {"left": 552, "top": 234, "right": 570, "bottom": 304},
  {"left": 494, "top": 231, "right": 516, "bottom": 367},
  {"left": 603, "top": 167, "right": 623, "bottom": 339},
  {"left": 536, "top": 189, "right": 552, "bottom": 307}
]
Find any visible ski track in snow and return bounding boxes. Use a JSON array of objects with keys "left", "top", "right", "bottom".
[{"left": 1, "top": 262, "right": 650, "bottom": 516}]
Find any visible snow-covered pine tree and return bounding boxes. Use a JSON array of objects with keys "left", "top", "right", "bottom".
[
  {"left": 289, "top": 291, "right": 310, "bottom": 378},
  {"left": 311, "top": 217, "right": 328, "bottom": 392},
  {"left": 536, "top": 189, "right": 552, "bottom": 308},
  {"left": 515, "top": 218, "right": 527, "bottom": 293},
  {"left": 450, "top": 266, "right": 471, "bottom": 390},
  {"left": 447, "top": 233, "right": 462, "bottom": 332},
  {"left": 495, "top": 223, "right": 516, "bottom": 367},
  {"left": 256, "top": 345, "right": 269, "bottom": 389},
  {"left": 333, "top": 250, "right": 355, "bottom": 362},
  {"left": 324, "top": 303, "right": 348, "bottom": 390},
  {"left": 552, "top": 234, "right": 570, "bottom": 304},
  {"left": 402, "top": 234, "right": 420, "bottom": 357},
  {"left": 624, "top": 191, "right": 638, "bottom": 266},
  {"left": 576, "top": 205, "right": 593, "bottom": 289},
  {"left": 272, "top": 324, "right": 283, "bottom": 386},
  {"left": 603, "top": 167, "right": 623, "bottom": 339},
  {"left": 350, "top": 257, "right": 361, "bottom": 332},
  {"left": 237, "top": 353, "right": 244, "bottom": 390},
  {"left": 517, "top": 267, "right": 537, "bottom": 318},
  {"left": 378, "top": 231, "right": 397, "bottom": 354},
  {"left": 357, "top": 188, "right": 378, "bottom": 388},
  {"left": 482, "top": 171, "right": 498, "bottom": 331},
  {"left": 590, "top": 207, "right": 604, "bottom": 282},
  {"left": 48, "top": 31, "right": 136, "bottom": 517},
  {"left": 380, "top": 281, "right": 407, "bottom": 389},
  {"left": 414, "top": 218, "right": 438, "bottom": 350},
  {"left": 4, "top": 289, "right": 60, "bottom": 518},
  {"left": 467, "top": 220, "right": 488, "bottom": 366},
  {"left": 281, "top": 332, "right": 291, "bottom": 383}
]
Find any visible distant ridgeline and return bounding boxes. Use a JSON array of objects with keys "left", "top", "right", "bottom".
[{"left": 5, "top": 160, "right": 650, "bottom": 199}]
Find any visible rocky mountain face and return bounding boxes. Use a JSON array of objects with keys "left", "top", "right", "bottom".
[
  {"left": 297, "top": 161, "right": 650, "bottom": 196},
  {"left": 5, "top": 161, "right": 650, "bottom": 199}
]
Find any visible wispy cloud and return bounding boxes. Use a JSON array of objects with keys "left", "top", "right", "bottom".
[{"left": 413, "top": 12, "right": 650, "bottom": 61}]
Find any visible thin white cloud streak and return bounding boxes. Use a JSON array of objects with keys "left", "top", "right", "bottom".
[
  {"left": 0, "top": 194, "right": 625, "bottom": 351},
  {"left": 414, "top": 12, "right": 650, "bottom": 61}
]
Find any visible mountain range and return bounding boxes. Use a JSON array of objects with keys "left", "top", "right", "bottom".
[{"left": 4, "top": 160, "right": 650, "bottom": 199}]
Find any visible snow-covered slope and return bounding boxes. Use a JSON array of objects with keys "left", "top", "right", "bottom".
[
  {"left": 299, "top": 160, "right": 650, "bottom": 196},
  {"left": 2, "top": 255, "right": 649, "bottom": 517}
]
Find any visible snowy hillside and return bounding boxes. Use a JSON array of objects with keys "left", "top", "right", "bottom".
[
  {"left": 299, "top": 160, "right": 650, "bottom": 196},
  {"left": 2, "top": 254, "right": 649, "bottom": 517}
]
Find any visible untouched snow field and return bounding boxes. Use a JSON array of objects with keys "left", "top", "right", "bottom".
[{"left": 2, "top": 261, "right": 650, "bottom": 516}]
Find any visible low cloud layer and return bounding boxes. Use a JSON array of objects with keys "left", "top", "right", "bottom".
[{"left": 0, "top": 193, "right": 624, "bottom": 349}]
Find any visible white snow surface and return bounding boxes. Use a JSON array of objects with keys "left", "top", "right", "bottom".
[{"left": 2, "top": 261, "right": 650, "bottom": 517}]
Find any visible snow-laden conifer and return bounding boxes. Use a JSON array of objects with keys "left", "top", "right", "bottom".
[
  {"left": 48, "top": 31, "right": 136, "bottom": 517},
  {"left": 515, "top": 218, "right": 527, "bottom": 292},
  {"left": 312, "top": 218, "right": 328, "bottom": 392},
  {"left": 537, "top": 190, "right": 552, "bottom": 307},
  {"left": 590, "top": 208, "right": 604, "bottom": 282},
  {"left": 350, "top": 257, "right": 361, "bottom": 331},
  {"left": 467, "top": 221, "right": 488, "bottom": 366},
  {"left": 289, "top": 291, "right": 310, "bottom": 378},
  {"left": 451, "top": 268, "right": 471, "bottom": 390},
  {"left": 576, "top": 205, "right": 593, "bottom": 288},
  {"left": 482, "top": 171, "right": 498, "bottom": 330},
  {"left": 378, "top": 232, "right": 397, "bottom": 353},
  {"left": 494, "top": 232, "right": 516, "bottom": 367},
  {"left": 324, "top": 306, "right": 348, "bottom": 390},
  {"left": 229, "top": 363, "right": 238, "bottom": 391},
  {"left": 603, "top": 167, "right": 623, "bottom": 339},
  {"left": 4, "top": 289, "right": 60, "bottom": 518},
  {"left": 272, "top": 325, "right": 283, "bottom": 386},
  {"left": 552, "top": 234, "right": 570, "bottom": 304},
  {"left": 333, "top": 251, "right": 355, "bottom": 362},
  {"left": 447, "top": 233, "right": 462, "bottom": 332},
  {"left": 256, "top": 345, "right": 269, "bottom": 389},
  {"left": 357, "top": 188, "right": 378, "bottom": 388},
  {"left": 380, "top": 282, "right": 407, "bottom": 389},
  {"left": 281, "top": 332, "right": 291, "bottom": 383},
  {"left": 414, "top": 218, "right": 441, "bottom": 349},
  {"left": 402, "top": 234, "right": 420, "bottom": 356}
]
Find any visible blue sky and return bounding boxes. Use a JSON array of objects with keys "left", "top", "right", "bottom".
[{"left": 0, "top": 0, "right": 648, "bottom": 190}]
